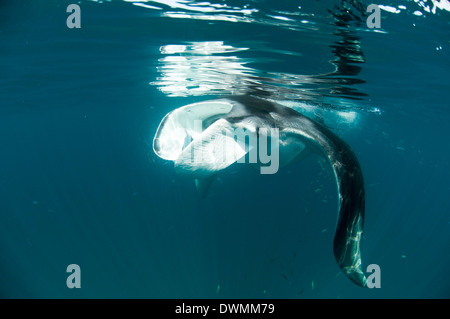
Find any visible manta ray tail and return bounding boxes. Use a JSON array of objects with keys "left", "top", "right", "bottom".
[
  {"left": 288, "top": 121, "right": 367, "bottom": 287},
  {"left": 332, "top": 149, "right": 367, "bottom": 287},
  {"left": 195, "top": 177, "right": 215, "bottom": 199},
  {"left": 321, "top": 130, "right": 367, "bottom": 287}
]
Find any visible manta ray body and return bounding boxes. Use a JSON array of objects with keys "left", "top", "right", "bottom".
[{"left": 153, "top": 95, "right": 367, "bottom": 287}]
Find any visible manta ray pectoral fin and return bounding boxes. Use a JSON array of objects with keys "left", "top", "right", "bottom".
[
  {"left": 174, "top": 119, "right": 254, "bottom": 179},
  {"left": 153, "top": 100, "right": 233, "bottom": 161}
]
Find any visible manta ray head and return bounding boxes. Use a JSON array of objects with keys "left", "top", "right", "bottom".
[{"left": 153, "top": 95, "right": 368, "bottom": 287}]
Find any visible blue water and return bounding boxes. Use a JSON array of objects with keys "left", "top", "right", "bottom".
[{"left": 1, "top": 0, "right": 449, "bottom": 298}]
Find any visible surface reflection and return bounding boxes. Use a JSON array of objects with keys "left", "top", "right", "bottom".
[
  {"left": 152, "top": 41, "right": 254, "bottom": 96},
  {"left": 152, "top": 39, "right": 367, "bottom": 105},
  {"left": 148, "top": 1, "right": 373, "bottom": 106}
]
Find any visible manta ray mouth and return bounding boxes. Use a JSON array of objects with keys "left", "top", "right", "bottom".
[{"left": 153, "top": 95, "right": 368, "bottom": 287}]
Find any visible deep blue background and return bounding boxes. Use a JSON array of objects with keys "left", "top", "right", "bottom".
[{"left": 0, "top": 0, "right": 449, "bottom": 298}]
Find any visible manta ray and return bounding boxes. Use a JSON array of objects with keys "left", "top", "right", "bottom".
[{"left": 153, "top": 95, "right": 367, "bottom": 287}]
